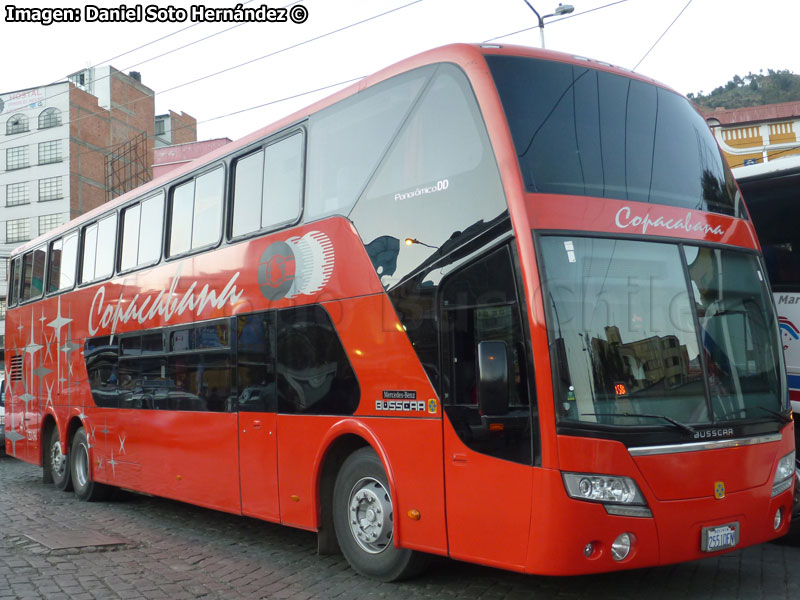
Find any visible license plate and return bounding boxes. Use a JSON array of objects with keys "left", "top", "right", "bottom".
[{"left": 701, "top": 522, "right": 740, "bottom": 552}]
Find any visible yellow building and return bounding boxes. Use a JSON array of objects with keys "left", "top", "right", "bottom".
[{"left": 704, "top": 101, "right": 800, "bottom": 170}]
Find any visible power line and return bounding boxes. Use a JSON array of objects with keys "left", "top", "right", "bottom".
[
  {"left": 0, "top": 0, "right": 422, "bottom": 150},
  {"left": 1, "top": 0, "right": 301, "bottom": 146},
  {"left": 632, "top": 0, "right": 693, "bottom": 71},
  {"left": 484, "top": 0, "right": 629, "bottom": 43}
]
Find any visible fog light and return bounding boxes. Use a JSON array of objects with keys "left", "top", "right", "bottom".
[
  {"left": 611, "top": 533, "right": 632, "bottom": 561},
  {"left": 584, "top": 542, "right": 594, "bottom": 557},
  {"left": 774, "top": 508, "right": 783, "bottom": 531}
]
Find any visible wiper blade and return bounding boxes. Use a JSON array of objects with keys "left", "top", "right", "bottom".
[
  {"left": 714, "top": 406, "right": 792, "bottom": 424},
  {"left": 582, "top": 412, "right": 697, "bottom": 434},
  {"left": 753, "top": 406, "right": 793, "bottom": 424}
]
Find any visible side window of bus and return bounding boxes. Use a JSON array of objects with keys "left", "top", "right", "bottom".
[
  {"left": 120, "top": 192, "right": 164, "bottom": 271},
  {"left": 48, "top": 231, "right": 78, "bottom": 294},
  {"left": 21, "top": 245, "right": 47, "bottom": 302},
  {"left": 168, "top": 166, "right": 224, "bottom": 257},
  {"left": 236, "top": 312, "right": 277, "bottom": 411},
  {"left": 305, "top": 66, "right": 434, "bottom": 221},
  {"left": 85, "top": 336, "right": 121, "bottom": 408},
  {"left": 440, "top": 245, "right": 534, "bottom": 465},
  {"left": 8, "top": 256, "right": 21, "bottom": 306},
  {"left": 276, "top": 305, "right": 360, "bottom": 415},
  {"left": 81, "top": 213, "right": 117, "bottom": 284},
  {"left": 351, "top": 63, "right": 507, "bottom": 290},
  {"left": 231, "top": 132, "right": 304, "bottom": 238}
]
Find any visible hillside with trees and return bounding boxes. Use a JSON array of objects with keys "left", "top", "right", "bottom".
[{"left": 688, "top": 69, "right": 800, "bottom": 110}]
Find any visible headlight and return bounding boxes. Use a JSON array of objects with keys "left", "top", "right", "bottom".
[
  {"left": 563, "top": 473, "right": 647, "bottom": 505},
  {"left": 772, "top": 450, "right": 795, "bottom": 497}
]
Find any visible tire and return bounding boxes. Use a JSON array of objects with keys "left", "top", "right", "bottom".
[
  {"left": 332, "top": 447, "right": 427, "bottom": 581},
  {"left": 70, "top": 427, "right": 111, "bottom": 502},
  {"left": 48, "top": 427, "right": 72, "bottom": 491}
]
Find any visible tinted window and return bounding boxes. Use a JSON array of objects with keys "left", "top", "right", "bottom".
[
  {"left": 169, "top": 181, "right": 194, "bottom": 255},
  {"left": 440, "top": 246, "right": 533, "bottom": 464},
  {"left": 232, "top": 132, "right": 304, "bottom": 238},
  {"left": 351, "top": 64, "right": 507, "bottom": 290},
  {"left": 276, "top": 305, "right": 359, "bottom": 414},
  {"left": 486, "top": 55, "right": 742, "bottom": 217},
  {"left": 85, "top": 336, "right": 120, "bottom": 408},
  {"left": 305, "top": 66, "right": 433, "bottom": 221},
  {"left": 237, "top": 312, "right": 276, "bottom": 412}
]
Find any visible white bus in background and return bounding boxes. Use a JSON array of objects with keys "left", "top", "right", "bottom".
[{"left": 737, "top": 156, "right": 800, "bottom": 450}]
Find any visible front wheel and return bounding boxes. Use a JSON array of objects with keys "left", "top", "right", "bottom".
[
  {"left": 332, "top": 447, "right": 427, "bottom": 581},
  {"left": 48, "top": 427, "right": 72, "bottom": 491},
  {"left": 70, "top": 427, "right": 111, "bottom": 502}
]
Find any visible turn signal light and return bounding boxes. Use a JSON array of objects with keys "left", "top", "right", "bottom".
[{"left": 407, "top": 509, "right": 421, "bottom": 521}]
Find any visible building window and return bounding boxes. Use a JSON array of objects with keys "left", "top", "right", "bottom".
[
  {"left": 6, "top": 218, "right": 30, "bottom": 243},
  {"left": 38, "top": 107, "right": 62, "bottom": 129},
  {"left": 0, "top": 257, "right": 8, "bottom": 282},
  {"left": 6, "top": 146, "right": 28, "bottom": 170},
  {"left": 6, "top": 113, "right": 29, "bottom": 135},
  {"left": 39, "top": 213, "right": 63, "bottom": 235},
  {"left": 0, "top": 297, "right": 6, "bottom": 320},
  {"left": 38, "top": 176, "right": 63, "bottom": 201},
  {"left": 155, "top": 118, "right": 166, "bottom": 136},
  {"left": 38, "top": 140, "right": 62, "bottom": 165},
  {"left": 6, "top": 182, "right": 30, "bottom": 206}
]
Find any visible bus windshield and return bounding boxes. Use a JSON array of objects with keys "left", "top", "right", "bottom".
[
  {"left": 486, "top": 55, "right": 742, "bottom": 218},
  {"left": 540, "top": 236, "right": 785, "bottom": 428}
]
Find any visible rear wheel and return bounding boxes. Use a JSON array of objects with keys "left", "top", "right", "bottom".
[
  {"left": 48, "top": 427, "right": 72, "bottom": 491},
  {"left": 332, "top": 447, "right": 427, "bottom": 581},
  {"left": 70, "top": 427, "right": 111, "bottom": 502}
]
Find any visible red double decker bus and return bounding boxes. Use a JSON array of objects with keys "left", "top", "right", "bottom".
[{"left": 3, "top": 43, "right": 795, "bottom": 580}]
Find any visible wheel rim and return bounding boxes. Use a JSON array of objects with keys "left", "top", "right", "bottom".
[
  {"left": 50, "top": 438, "right": 66, "bottom": 479},
  {"left": 73, "top": 442, "right": 89, "bottom": 489},
  {"left": 347, "top": 477, "right": 393, "bottom": 554}
]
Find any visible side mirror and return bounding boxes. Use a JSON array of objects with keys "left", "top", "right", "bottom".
[{"left": 477, "top": 340, "right": 509, "bottom": 416}]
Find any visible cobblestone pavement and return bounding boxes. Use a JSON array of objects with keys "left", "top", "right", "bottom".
[{"left": 1, "top": 453, "right": 799, "bottom": 600}]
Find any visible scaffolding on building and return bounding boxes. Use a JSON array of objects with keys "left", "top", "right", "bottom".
[{"left": 105, "top": 131, "right": 151, "bottom": 201}]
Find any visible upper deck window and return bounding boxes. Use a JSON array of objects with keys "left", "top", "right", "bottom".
[
  {"left": 231, "top": 131, "right": 304, "bottom": 238},
  {"left": 304, "top": 66, "right": 433, "bottom": 222},
  {"left": 168, "top": 167, "right": 224, "bottom": 257},
  {"left": 120, "top": 192, "right": 164, "bottom": 271},
  {"left": 48, "top": 231, "right": 79, "bottom": 293},
  {"left": 21, "top": 245, "right": 47, "bottom": 302},
  {"left": 486, "top": 55, "right": 742, "bottom": 218},
  {"left": 81, "top": 213, "right": 117, "bottom": 284}
]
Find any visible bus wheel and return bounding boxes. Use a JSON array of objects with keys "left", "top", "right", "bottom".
[
  {"left": 48, "top": 427, "right": 72, "bottom": 492},
  {"left": 332, "top": 447, "right": 426, "bottom": 581},
  {"left": 70, "top": 427, "right": 111, "bottom": 502}
]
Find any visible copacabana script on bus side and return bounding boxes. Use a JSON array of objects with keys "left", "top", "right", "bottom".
[
  {"left": 88, "top": 264, "right": 244, "bottom": 336},
  {"left": 615, "top": 206, "right": 726, "bottom": 236}
]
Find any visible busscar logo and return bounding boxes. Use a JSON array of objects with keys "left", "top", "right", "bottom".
[
  {"left": 693, "top": 428, "right": 734, "bottom": 440},
  {"left": 376, "top": 390, "right": 425, "bottom": 412}
]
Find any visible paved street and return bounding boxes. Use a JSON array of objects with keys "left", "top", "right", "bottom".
[{"left": 1, "top": 453, "right": 799, "bottom": 600}]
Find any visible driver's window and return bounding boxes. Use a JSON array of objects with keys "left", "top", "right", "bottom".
[{"left": 440, "top": 245, "right": 533, "bottom": 464}]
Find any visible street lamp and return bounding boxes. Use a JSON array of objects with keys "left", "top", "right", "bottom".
[{"left": 523, "top": 2, "right": 574, "bottom": 49}]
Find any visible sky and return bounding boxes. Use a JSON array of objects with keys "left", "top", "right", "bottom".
[{"left": 2, "top": 0, "right": 799, "bottom": 142}]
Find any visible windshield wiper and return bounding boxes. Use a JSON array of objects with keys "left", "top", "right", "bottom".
[
  {"left": 753, "top": 406, "right": 793, "bottom": 424},
  {"left": 714, "top": 406, "right": 792, "bottom": 424},
  {"left": 582, "top": 412, "right": 697, "bottom": 434}
]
